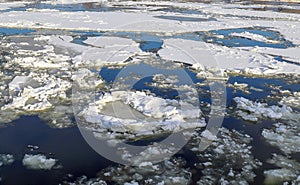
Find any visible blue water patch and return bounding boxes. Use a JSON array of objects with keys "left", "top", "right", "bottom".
[
  {"left": 70, "top": 31, "right": 163, "bottom": 52},
  {"left": 99, "top": 62, "right": 206, "bottom": 100},
  {"left": 273, "top": 55, "right": 300, "bottom": 66},
  {"left": 66, "top": 26, "right": 293, "bottom": 54},
  {"left": 0, "top": 27, "right": 35, "bottom": 36},
  {"left": 113, "top": 32, "right": 163, "bottom": 52},
  {"left": 196, "top": 27, "right": 295, "bottom": 48},
  {"left": 226, "top": 75, "right": 300, "bottom": 107}
]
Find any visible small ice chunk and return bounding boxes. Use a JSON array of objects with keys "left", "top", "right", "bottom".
[
  {"left": 0, "top": 154, "right": 14, "bottom": 167},
  {"left": 22, "top": 154, "right": 57, "bottom": 170}
]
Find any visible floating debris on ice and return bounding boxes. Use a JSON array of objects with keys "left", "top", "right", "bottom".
[
  {"left": 0, "top": 154, "right": 14, "bottom": 167},
  {"left": 233, "top": 97, "right": 293, "bottom": 121},
  {"left": 22, "top": 154, "right": 58, "bottom": 170}
]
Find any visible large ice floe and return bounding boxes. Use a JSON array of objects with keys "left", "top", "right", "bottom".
[
  {"left": 80, "top": 90, "right": 205, "bottom": 135},
  {"left": 48, "top": 35, "right": 142, "bottom": 68},
  {"left": 158, "top": 38, "right": 300, "bottom": 75}
]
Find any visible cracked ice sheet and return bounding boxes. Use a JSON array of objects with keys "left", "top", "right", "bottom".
[
  {"left": 158, "top": 38, "right": 300, "bottom": 75},
  {"left": 48, "top": 36, "right": 142, "bottom": 67},
  {"left": 249, "top": 47, "right": 300, "bottom": 64}
]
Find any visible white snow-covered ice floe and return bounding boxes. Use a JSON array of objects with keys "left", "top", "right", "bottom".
[
  {"left": 158, "top": 38, "right": 300, "bottom": 75},
  {"left": 22, "top": 154, "right": 58, "bottom": 170},
  {"left": 80, "top": 90, "right": 206, "bottom": 136},
  {"left": 48, "top": 35, "right": 142, "bottom": 68}
]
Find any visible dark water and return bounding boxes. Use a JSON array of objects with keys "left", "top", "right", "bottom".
[{"left": 0, "top": 116, "right": 114, "bottom": 185}]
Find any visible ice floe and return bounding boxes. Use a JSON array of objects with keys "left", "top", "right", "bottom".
[
  {"left": 81, "top": 90, "right": 205, "bottom": 135},
  {"left": 280, "top": 92, "right": 300, "bottom": 109},
  {"left": 22, "top": 154, "right": 57, "bottom": 170},
  {"left": 159, "top": 38, "right": 300, "bottom": 76},
  {"left": 49, "top": 35, "right": 142, "bottom": 68},
  {"left": 233, "top": 97, "right": 293, "bottom": 122},
  {"left": 264, "top": 154, "right": 300, "bottom": 184},
  {"left": 0, "top": 154, "right": 14, "bottom": 167}
]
